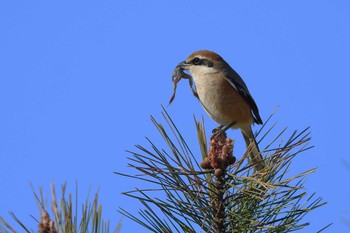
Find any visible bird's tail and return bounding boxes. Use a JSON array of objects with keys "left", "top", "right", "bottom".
[{"left": 241, "top": 126, "right": 265, "bottom": 171}]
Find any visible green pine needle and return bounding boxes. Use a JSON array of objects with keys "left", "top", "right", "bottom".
[
  {"left": 0, "top": 182, "right": 121, "bottom": 233},
  {"left": 117, "top": 107, "right": 330, "bottom": 233}
]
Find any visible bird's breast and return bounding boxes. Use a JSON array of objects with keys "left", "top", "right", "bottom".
[{"left": 192, "top": 73, "right": 254, "bottom": 128}]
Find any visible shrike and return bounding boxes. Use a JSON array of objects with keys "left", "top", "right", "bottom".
[{"left": 173, "top": 50, "right": 264, "bottom": 170}]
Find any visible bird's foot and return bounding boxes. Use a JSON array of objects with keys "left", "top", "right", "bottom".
[
  {"left": 212, "top": 125, "right": 224, "bottom": 134},
  {"left": 212, "top": 122, "right": 236, "bottom": 135},
  {"left": 211, "top": 122, "right": 236, "bottom": 139}
]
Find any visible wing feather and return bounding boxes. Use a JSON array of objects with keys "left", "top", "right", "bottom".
[{"left": 223, "top": 67, "right": 263, "bottom": 125}]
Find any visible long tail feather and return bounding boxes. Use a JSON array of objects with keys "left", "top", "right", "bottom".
[{"left": 242, "top": 127, "right": 265, "bottom": 171}]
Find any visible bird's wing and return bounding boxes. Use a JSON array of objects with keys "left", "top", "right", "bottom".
[{"left": 224, "top": 68, "right": 263, "bottom": 125}]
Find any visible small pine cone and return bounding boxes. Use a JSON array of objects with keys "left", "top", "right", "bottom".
[
  {"left": 200, "top": 157, "right": 212, "bottom": 169},
  {"left": 211, "top": 156, "right": 220, "bottom": 169},
  {"left": 214, "top": 168, "right": 224, "bottom": 176}
]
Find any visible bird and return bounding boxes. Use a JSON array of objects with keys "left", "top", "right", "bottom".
[{"left": 175, "top": 50, "right": 264, "bottom": 170}]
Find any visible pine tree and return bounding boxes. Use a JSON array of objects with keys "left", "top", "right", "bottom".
[
  {"left": 0, "top": 183, "right": 121, "bottom": 233},
  {"left": 117, "top": 107, "right": 329, "bottom": 233}
]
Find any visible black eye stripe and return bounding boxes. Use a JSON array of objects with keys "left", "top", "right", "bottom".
[
  {"left": 202, "top": 59, "right": 213, "bottom": 67},
  {"left": 191, "top": 57, "right": 213, "bottom": 67},
  {"left": 192, "top": 57, "right": 201, "bottom": 65}
]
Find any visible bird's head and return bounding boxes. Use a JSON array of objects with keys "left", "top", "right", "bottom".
[{"left": 177, "top": 50, "right": 228, "bottom": 77}]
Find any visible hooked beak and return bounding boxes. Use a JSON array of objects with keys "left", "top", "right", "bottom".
[
  {"left": 172, "top": 60, "right": 192, "bottom": 81},
  {"left": 176, "top": 61, "right": 190, "bottom": 70}
]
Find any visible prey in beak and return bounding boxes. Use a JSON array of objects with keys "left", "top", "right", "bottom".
[{"left": 169, "top": 61, "right": 198, "bottom": 105}]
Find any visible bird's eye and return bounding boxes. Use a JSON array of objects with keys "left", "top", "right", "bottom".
[{"left": 192, "top": 57, "right": 201, "bottom": 65}]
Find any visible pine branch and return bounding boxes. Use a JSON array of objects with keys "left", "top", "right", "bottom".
[
  {"left": 117, "top": 107, "right": 329, "bottom": 232},
  {"left": 0, "top": 183, "right": 121, "bottom": 233}
]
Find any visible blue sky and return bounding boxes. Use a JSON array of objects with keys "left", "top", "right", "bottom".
[{"left": 1, "top": 1, "right": 350, "bottom": 232}]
